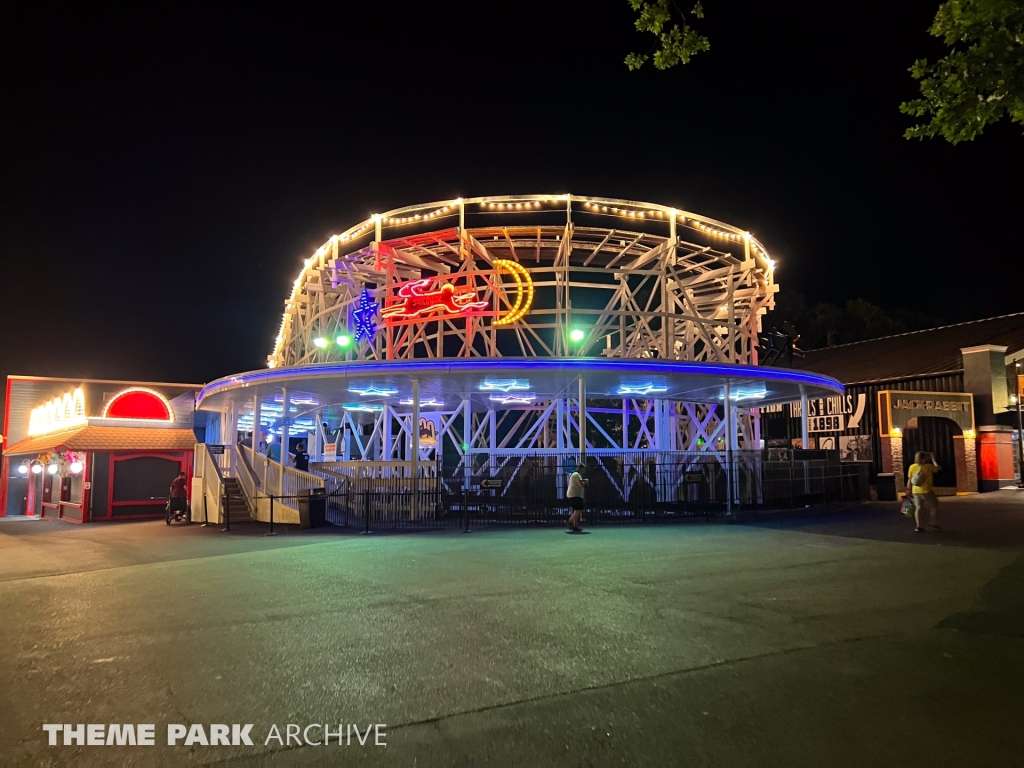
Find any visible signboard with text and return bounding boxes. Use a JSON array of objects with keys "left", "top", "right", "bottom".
[
  {"left": 877, "top": 390, "right": 974, "bottom": 435},
  {"left": 808, "top": 414, "right": 845, "bottom": 433}
]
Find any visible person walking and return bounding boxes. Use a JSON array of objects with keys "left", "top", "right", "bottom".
[
  {"left": 907, "top": 451, "right": 940, "bottom": 533},
  {"left": 566, "top": 465, "right": 587, "bottom": 532}
]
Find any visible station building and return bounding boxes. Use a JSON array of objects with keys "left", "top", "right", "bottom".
[
  {"left": 760, "top": 313, "right": 1024, "bottom": 495},
  {"left": 1, "top": 377, "right": 203, "bottom": 521}
]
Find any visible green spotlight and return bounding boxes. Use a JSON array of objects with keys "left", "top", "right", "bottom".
[
  {"left": 569, "top": 328, "right": 585, "bottom": 343},
  {"left": 313, "top": 337, "right": 329, "bottom": 348},
  {"left": 336, "top": 334, "right": 352, "bottom": 348}
]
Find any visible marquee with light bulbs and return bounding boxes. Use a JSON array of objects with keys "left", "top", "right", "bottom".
[{"left": 27, "top": 386, "right": 175, "bottom": 436}]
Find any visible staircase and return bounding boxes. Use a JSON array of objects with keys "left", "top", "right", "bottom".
[{"left": 222, "top": 478, "right": 251, "bottom": 522}]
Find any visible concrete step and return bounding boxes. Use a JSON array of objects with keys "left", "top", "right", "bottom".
[{"left": 222, "top": 479, "right": 251, "bottom": 521}]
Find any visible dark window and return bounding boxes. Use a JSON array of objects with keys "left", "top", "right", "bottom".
[{"left": 112, "top": 456, "right": 182, "bottom": 502}]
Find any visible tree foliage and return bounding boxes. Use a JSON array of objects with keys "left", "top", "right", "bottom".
[
  {"left": 763, "top": 293, "right": 943, "bottom": 351},
  {"left": 901, "top": 0, "right": 1024, "bottom": 143},
  {"left": 625, "top": 0, "right": 709, "bottom": 71}
]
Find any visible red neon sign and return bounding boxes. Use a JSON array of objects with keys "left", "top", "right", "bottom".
[
  {"left": 102, "top": 388, "right": 173, "bottom": 421},
  {"left": 380, "top": 279, "right": 488, "bottom": 320}
]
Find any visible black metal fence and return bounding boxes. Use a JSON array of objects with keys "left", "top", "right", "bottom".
[{"left": 320, "top": 452, "right": 870, "bottom": 532}]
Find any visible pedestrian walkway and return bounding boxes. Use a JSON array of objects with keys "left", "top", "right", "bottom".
[{"left": 1, "top": 492, "right": 1022, "bottom": 766}]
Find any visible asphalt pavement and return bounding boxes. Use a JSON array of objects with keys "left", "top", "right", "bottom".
[{"left": 1, "top": 490, "right": 1023, "bottom": 767}]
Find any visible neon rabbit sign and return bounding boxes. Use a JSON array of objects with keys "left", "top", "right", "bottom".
[{"left": 381, "top": 279, "right": 489, "bottom": 321}]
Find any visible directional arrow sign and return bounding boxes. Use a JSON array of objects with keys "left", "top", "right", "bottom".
[{"left": 480, "top": 479, "right": 502, "bottom": 489}]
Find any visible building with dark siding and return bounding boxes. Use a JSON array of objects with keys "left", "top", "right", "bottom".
[{"left": 761, "top": 313, "right": 1024, "bottom": 495}]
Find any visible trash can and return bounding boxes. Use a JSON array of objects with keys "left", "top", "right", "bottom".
[
  {"left": 875, "top": 473, "right": 897, "bottom": 501},
  {"left": 298, "top": 487, "right": 327, "bottom": 528}
]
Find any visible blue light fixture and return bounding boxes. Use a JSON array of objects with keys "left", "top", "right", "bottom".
[
  {"left": 616, "top": 383, "right": 668, "bottom": 396},
  {"left": 489, "top": 393, "right": 536, "bottom": 405},
  {"left": 479, "top": 379, "right": 530, "bottom": 392},
  {"left": 342, "top": 403, "right": 384, "bottom": 412},
  {"left": 399, "top": 396, "right": 443, "bottom": 406},
  {"left": 348, "top": 384, "right": 399, "bottom": 397}
]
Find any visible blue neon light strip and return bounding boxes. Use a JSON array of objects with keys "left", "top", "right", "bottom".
[
  {"left": 489, "top": 393, "right": 536, "bottom": 405},
  {"left": 348, "top": 384, "right": 399, "bottom": 397},
  {"left": 199, "top": 358, "right": 842, "bottom": 406},
  {"left": 616, "top": 383, "right": 668, "bottom": 396},
  {"left": 478, "top": 379, "right": 530, "bottom": 392}
]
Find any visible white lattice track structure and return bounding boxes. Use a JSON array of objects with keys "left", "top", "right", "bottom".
[{"left": 262, "top": 195, "right": 778, "bottom": 469}]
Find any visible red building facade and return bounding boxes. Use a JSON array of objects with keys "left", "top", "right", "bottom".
[{"left": 1, "top": 377, "right": 202, "bottom": 522}]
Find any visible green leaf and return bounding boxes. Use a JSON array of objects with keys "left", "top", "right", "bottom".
[
  {"left": 626, "top": 0, "right": 710, "bottom": 71},
  {"left": 903, "top": 0, "right": 1024, "bottom": 143}
]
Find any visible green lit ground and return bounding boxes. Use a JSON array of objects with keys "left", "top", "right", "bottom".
[{"left": 2, "top": 492, "right": 1023, "bottom": 766}]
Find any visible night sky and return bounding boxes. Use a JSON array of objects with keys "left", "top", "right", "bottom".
[{"left": 2, "top": 1, "right": 1021, "bottom": 410}]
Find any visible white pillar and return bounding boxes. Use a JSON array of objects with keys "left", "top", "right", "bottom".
[
  {"left": 279, "top": 387, "right": 289, "bottom": 468},
  {"left": 382, "top": 404, "right": 391, "bottom": 463},
  {"left": 724, "top": 381, "right": 734, "bottom": 514},
  {"left": 621, "top": 398, "right": 629, "bottom": 451},
  {"left": 578, "top": 377, "right": 586, "bottom": 463},
  {"left": 312, "top": 408, "right": 324, "bottom": 462},
  {"left": 656, "top": 399, "right": 664, "bottom": 451},
  {"left": 799, "top": 387, "right": 811, "bottom": 495},
  {"left": 225, "top": 401, "right": 238, "bottom": 446},
  {"left": 463, "top": 396, "right": 472, "bottom": 484},
  {"left": 800, "top": 388, "right": 810, "bottom": 450},
  {"left": 251, "top": 387, "right": 261, "bottom": 454},
  {"left": 411, "top": 378, "right": 420, "bottom": 519}
]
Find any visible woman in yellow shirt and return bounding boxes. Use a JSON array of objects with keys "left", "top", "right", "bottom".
[{"left": 907, "top": 451, "right": 940, "bottom": 533}]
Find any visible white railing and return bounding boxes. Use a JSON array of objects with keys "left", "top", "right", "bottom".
[
  {"left": 312, "top": 460, "right": 414, "bottom": 479},
  {"left": 309, "top": 465, "right": 349, "bottom": 494},
  {"left": 230, "top": 444, "right": 260, "bottom": 517},
  {"left": 241, "top": 444, "right": 280, "bottom": 495},
  {"left": 237, "top": 444, "right": 325, "bottom": 524},
  {"left": 282, "top": 465, "right": 325, "bottom": 498},
  {"left": 196, "top": 444, "right": 225, "bottom": 524}
]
